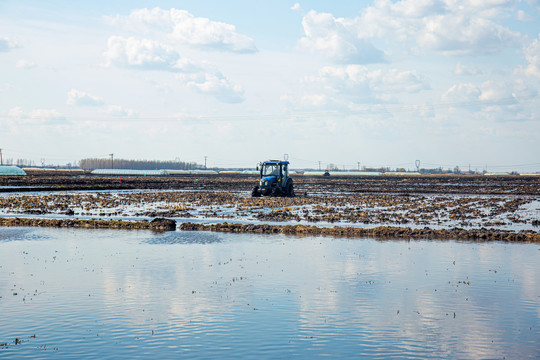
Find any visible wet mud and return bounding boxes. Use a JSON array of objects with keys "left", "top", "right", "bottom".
[
  {"left": 179, "top": 222, "right": 540, "bottom": 242},
  {"left": 0, "top": 216, "right": 537, "bottom": 242},
  {"left": 0, "top": 217, "right": 176, "bottom": 231},
  {"left": 0, "top": 189, "right": 538, "bottom": 230},
  {"left": 0, "top": 172, "right": 539, "bottom": 240}
]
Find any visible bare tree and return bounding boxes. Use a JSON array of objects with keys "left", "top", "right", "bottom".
[{"left": 79, "top": 158, "right": 201, "bottom": 170}]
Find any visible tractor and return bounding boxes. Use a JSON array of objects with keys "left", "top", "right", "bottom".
[{"left": 251, "top": 160, "right": 294, "bottom": 197}]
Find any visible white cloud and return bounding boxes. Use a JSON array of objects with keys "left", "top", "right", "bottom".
[
  {"left": 67, "top": 89, "right": 105, "bottom": 106},
  {"left": 0, "top": 36, "right": 18, "bottom": 52},
  {"left": 418, "top": 14, "right": 521, "bottom": 56},
  {"left": 517, "top": 10, "right": 533, "bottom": 22},
  {"left": 8, "top": 107, "right": 66, "bottom": 123},
  {"left": 309, "top": 65, "right": 428, "bottom": 95},
  {"left": 103, "top": 105, "right": 138, "bottom": 117},
  {"left": 519, "top": 35, "right": 540, "bottom": 79},
  {"left": 368, "top": 68, "right": 431, "bottom": 93},
  {"left": 106, "top": 7, "right": 257, "bottom": 53},
  {"left": 454, "top": 63, "right": 482, "bottom": 76},
  {"left": 30, "top": 109, "right": 65, "bottom": 121},
  {"left": 103, "top": 36, "right": 206, "bottom": 74},
  {"left": 16, "top": 60, "right": 36, "bottom": 69},
  {"left": 440, "top": 80, "right": 538, "bottom": 122},
  {"left": 443, "top": 83, "right": 483, "bottom": 103},
  {"left": 477, "top": 81, "right": 514, "bottom": 103},
  {"left": 180, "top": 72, "right": 245, "bottom": 103},
  {"left": 298, "top": 10, "right": 385, "bottom": 64},
  {"left": 173, "top": 57, "right": 204, "bottom": 73},
  {"left": 291, "top": 3, "right": 302, "bottom": 11},
  {"left": 8, "top": 106, "right": 24, "bottom": 118},
  {"left": 104, "top": 36, "right": 182, "bottom": 71}
]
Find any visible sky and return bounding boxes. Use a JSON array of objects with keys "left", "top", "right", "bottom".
[{"left": 0, "top": 0, "right": 539, "bottom": 172}]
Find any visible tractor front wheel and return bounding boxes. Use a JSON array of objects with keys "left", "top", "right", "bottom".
[{"left": 251, "top": 186, "right": 261, "bottom": 197}]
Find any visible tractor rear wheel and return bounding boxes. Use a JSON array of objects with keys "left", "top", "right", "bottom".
[{"left": 286, "top": 181, "right": 294, "bottom": 197}]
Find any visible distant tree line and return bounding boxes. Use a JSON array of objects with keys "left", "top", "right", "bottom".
[
  {"left": 79, "top": 158, "right": 202, "bottom": 170},
  {"left": 1, "top": 158, "right": 36, "bottom": 167}
]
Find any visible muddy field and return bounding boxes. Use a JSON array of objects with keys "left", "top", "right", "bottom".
[
  {"left": 1, "top": 170, "right": 539, "bottom": 195},
  {"left": 0, "top": 172, "right": 539, "bottom": 240}
]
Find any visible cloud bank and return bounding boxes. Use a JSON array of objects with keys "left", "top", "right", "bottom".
[
  {"left": 298, "top": 0, "right": 523, "bottom": 63},
  {"left": 103, "top": 8, "right": 250, "bottom": 104},
  {"left": 285, "top": 65, "right": 430, "bottom": 110}
]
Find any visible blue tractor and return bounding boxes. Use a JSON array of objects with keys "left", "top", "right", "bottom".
[{"left": 251, "top": 160, "right": 295, "bottom": 197}]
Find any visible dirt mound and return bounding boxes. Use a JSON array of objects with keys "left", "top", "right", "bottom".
[{"left": 178, "top": 222, "right": 540, "bottom": 242}]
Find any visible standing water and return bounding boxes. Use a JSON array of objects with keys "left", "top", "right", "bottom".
[{"left": 0, "top": 227, "right": 539, "bottom": 359}]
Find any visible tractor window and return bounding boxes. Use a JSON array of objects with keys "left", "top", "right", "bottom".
[
  {"left": 262, "top": 164, "right": 279, "bottom": 176},
  {"left": 283, "top": 165, "right": 288, "bottom": 179}
]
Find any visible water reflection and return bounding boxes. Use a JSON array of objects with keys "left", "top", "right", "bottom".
[
  {"left": 143, "top": 231, "right": 222, "bottom": 245},
  {"left": 0, "top": 228, "right": 538, "bottom": 359},
  {"left": 0, "top": 227, "right": 49, "bottom": 242}
]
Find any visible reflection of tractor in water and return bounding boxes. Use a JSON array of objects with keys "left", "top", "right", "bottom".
[{"left": 251, "top": 160, "right": 294, "bottom": 197}]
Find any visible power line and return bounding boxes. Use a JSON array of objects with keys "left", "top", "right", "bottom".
[
  {"left": 0, "top": 148, "right": 112, "bottom": 161},
  {"left": 423, "top": 162, "right": 540, "bottom": 169}
]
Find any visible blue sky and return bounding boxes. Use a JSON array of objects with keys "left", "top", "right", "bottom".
[{"left": 1, "top": 0, "right": 539, "bottom": 171}]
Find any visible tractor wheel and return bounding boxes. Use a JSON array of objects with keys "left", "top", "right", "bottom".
[
  {"left": 286, "top": 181, "right": 294, "bottom": 197},
  {"left": 251, "top": 186, "right": 261, "bottom": 197}
]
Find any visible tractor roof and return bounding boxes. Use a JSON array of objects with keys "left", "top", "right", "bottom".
[{"left": 263, "top": 160, "right": 289, "bottom": 165}]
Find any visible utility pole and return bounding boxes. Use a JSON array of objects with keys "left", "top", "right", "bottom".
[
  {"left": 109, "top": 153, "right": 114, "bottom": 169},
  {"left": 204, "top": 156, "right": 207, "bottom": 169},
  {"left": 357, "top": 162, "right": 360, "bottom": 171},
  {"left": 0, "top": 148, "right": 2, "bottom": 166},
  {"left": 318, "top": 161, "right": 321, "bottom": 171}
]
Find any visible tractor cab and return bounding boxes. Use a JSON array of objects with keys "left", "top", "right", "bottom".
[{"left": 252, "top": 160, "right": 294, "bottom": 197}]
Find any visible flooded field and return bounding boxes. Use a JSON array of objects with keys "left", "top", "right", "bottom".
[
  {"left": 0, "top": 174, "right": 539, "bottom": 357},
  {"left": 0, "top": 227, "right": 539, "bottom": 358},
  {"left": 0, "top": 173, "right": 538, "bottom": 232},
  {"left": 1, "top": 189, "right": 539, "bottom": 232}
]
